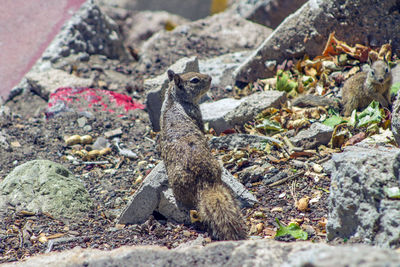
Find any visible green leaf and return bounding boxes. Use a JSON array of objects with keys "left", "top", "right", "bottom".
[
  {"left": 391, "top": 82, "right": 400, "bottom": 95},
  {"left": 384, "top": 187, "right": 400, "bottom": 199},
  {"left": 323, "top": 115, "right": 345, "bottom": 128},
  {"left": 275, "top": 218, "right": 308, "bottom": 240},
  {"left": 276, "top": 70, "right": 297, "bottom": 92},
  {"left": 356, "top": 101, "right": 382, "bottom": 127},
  {"left": 256, "top": 119, "right": 283, "bottom": 132}
]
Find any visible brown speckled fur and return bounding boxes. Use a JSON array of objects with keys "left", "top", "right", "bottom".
[
  {"left": 160, "top": 70, "right": 247, "bottom": 240},
  {"left": 342, "top": 60, "right": 392, "bottom": 116}
]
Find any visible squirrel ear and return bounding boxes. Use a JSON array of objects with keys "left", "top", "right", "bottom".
[
  {"left": 173, "top": 73, "right": 183, "bottom": 88},
  {"left": 167, "top": 70, "right": 175, "bottom": 81}
]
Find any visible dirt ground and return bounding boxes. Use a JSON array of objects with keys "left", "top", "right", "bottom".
[
  {"left": 0, "top": 6, "right": 331, "bottom": 264},
  {"left": 0, "top": 77, "right": 331, "bottom": 263}
]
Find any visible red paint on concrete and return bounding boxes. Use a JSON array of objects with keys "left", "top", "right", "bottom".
[
  {"left": 0, "top": 0, "right": 86, "bottom": 100},
  {"left": 47, "top": 87, "right": 145, "bottom": 118}
]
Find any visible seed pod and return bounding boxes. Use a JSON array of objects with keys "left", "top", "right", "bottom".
[
  {"left": 87, "top": 150, "right": 100, "bottom": 159},
  {"left": 80, "top": 135, "right": 93, "bottom": 144},
  {"left": 66, "top": 135, "right": 81, "bottom": 146},
  {"left": 99, "top": 147, "right": 112, "bottom": 156}
]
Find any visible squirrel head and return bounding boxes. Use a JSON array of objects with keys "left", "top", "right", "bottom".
[
  {"left": 368, "top": 60, "right": 391, "bottom": 84},
  {"left": 167, "top": 70, "right": 212, "bottom": 103}
]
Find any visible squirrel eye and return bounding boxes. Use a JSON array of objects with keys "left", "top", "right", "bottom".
[
  {"left": 385, "top": 67, "right": 389, "bottom": 73},
  {"left": 371, "top": 70, "right": 375, "bottom": 76},
  {"left": 190, "top": 77, "right": 200, "bottom": 84}
]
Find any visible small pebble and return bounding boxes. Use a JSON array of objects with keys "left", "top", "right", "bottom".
[{"left": 77, "top": 117, "right": 87, "bottom": 128}]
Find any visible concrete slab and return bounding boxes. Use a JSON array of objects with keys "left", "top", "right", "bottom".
[{"left": 0, "top": 0, "right": 85, "bottom": 99}]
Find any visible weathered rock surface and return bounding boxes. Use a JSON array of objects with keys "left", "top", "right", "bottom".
[
  {"left": 139, "top": 13, "right": 272, "bottom": 76},
  {"left": 228, "top": 0, "right": 308, "bottom": 28},
  {"left": 145, "top": 56, "right": 199, "bottom": 131},
  {"left": 118, "top": 161, "right": 257, "bottom": 225},
  {"left": 5, "top": 239, "right": 400, "bottom": 267},
  {"left": 199, "top": 51, "right": 251, "bottom": 88},
  {"left": 202, "top": 91, "right": 286, "bottom": 134},
  {"left": 23, "top": 69, "right": 94, "bottom": 99},
  {"left": 123, "top": 11, "right": 189, "bottom": 49},
  {"left": 289, "top": 122, "right": 333, "bottom": 149},
  {"left": 390, "top": 65, "right": 400, "bottom": 145},
  {"left": 41, "top": 0, "right": 130, "bottom": 64},
  {"left": 0, "top": 160, "right": 93, "bottom": 220},
  {"left": 114, "top": 0, "right": 213, "bottom": 21},
  {"left": 324, "top": 145, "right": 400, "bottom": 248},
  {"left": 235, "top": 0, "right": 400, "bottom": 83},
  {"left": 209, "top": 133, "right": 281, "bottom": 150}
]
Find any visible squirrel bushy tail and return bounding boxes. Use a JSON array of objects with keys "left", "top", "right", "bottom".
[{"left": 197, "top": 183, "right": 247, "bottom": 241}]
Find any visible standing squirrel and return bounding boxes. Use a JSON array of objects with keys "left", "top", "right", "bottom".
[
  {"left": 159, "top": 70, "right": 247, "bottom": 241},
  {"left": 342, "top": 59, "right": 392, "bottom": 116}
]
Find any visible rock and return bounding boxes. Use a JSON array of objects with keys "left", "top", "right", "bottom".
[
  {"left": 201, "top": 98, "right": 244, "bottom": 134},
  {"left": 145, "top": 56, "right": 199, "bottom": 132},
  {"left": 40, "top": 0, "right": 130, "bottom": 64},
  {"left": 234, "top": 0, "right": 400, "bottom": 83},
  {"left": 117, "top": 161, "right": 257, "bottom": 225},
  {"left": 238, "top": 165, "right": 268, "bottom": 184},
  {"left": 391, "top": 64, "right": 400, "bottom": 85},
  {"left": 209, "top": 134, "right": 281, "bottom": 150},
  {"left": 202, "top": 91, "right": 286, "bottom": 134},
  {"left": 139, "top": 13, "right": 272, "bottom": 77},
  {"left": 92, "top": 137, "right": 110, "bottom": 150},
  {"left": 289, "top": 122, "right": 333, "bottom": 149},
  {"left": 0, "top": 160, "right": 93, "bottom": 220},
  {"left": 228, "top": 0, "right": 308, "bottom": 28},
  {"left": 24, "top": 69, "right": 94, "bottom": 99},
  {"left": 123, "top": 11, "right": 189, "bottom": 48},
  {"left": 5, "top": 239, "right": 400, "bottom": 267},
  {"left": 198, "top": 51, "right": 251, "bottom": 88},
  {"left": 77, "top": 117, "right": 88, "bottom": 128},
  {"left": 104, "top": 128, "right": 123, "bottom": 138},
  {"left": 324, "top": 145, "right": 400, "bottom": 248},
  {"left": 112, "top": 0, "right": 213, "bottom": 21},
  {"left": 391, "top": 87, "right": 400, "bottom": 146},
  {"left": 118, "top": 162, "right": 166, "bottom": 225}
]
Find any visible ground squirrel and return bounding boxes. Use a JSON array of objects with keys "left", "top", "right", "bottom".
[
  {"left": 342, "top": 60, "right": 392, "bottom": 116},
  {"left": 159, "top": 70, "right": 247, "bottom": 241}
]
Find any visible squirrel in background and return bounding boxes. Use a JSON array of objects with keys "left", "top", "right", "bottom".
[
  {"left": 292, "top": 59, "right": 392, "bottom": 116},
  {"left": 159, "top": 70, "right": 247, "bottom": 240}
]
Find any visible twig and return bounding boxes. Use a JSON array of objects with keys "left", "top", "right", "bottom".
[{"left": 268, "top": 170, "right": 305, "bottom": 187}]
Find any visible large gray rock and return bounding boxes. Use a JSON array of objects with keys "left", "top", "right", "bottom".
[
  {"left": 228, "top": 0, "right": 308, "bottom": 28},
  {"left": 198, "top": 51, "right": 251, "bottom": 88},
  {"left": 234, "top": 0, "right": 400, "bottom": 83},
  {"left": 0, "top": 160, "right": 93, "bottom": 220},
  {"left": 41, "top": 0, "right": 130, "bottom": 64},
  {"left": 119, "top": 0, "right": 213, "bottom": 21},
  {"left": 118, "top": 161, "right": 257, "bottom": 225},
  {"left": 139, "top": 13, "right": 272, "bottom": 76},
  {"left": 5, "top": 239, "right": 400, "bottom": 267},
  {"left": 202, "top": 91, "right": 286, "bottom": 134},
  {"left": 324, "top": 145, "right": 400, "bottom": 248},
  {"left": 123, "top": 11, "right": 189, "bottom": 48},
  {"left": 289, "top": 122, "right": 333, "bottom": 149},
  {"left": 145, "top": 57, "right": 199, "bottom": 132},
  {"left": 390, "top": 65, "right": 400, "bottom": 145}
]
